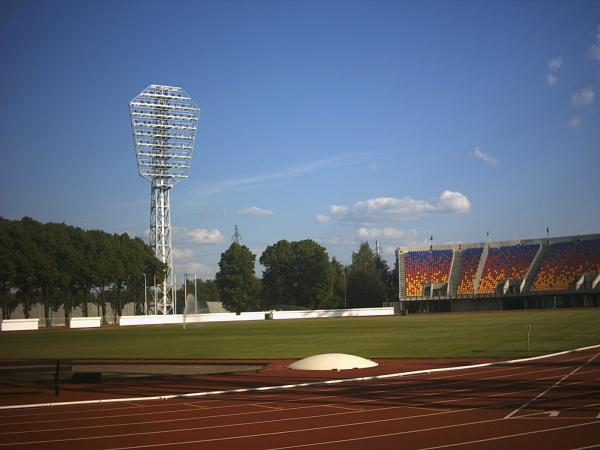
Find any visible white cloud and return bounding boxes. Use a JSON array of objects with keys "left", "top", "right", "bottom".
[
  {"left": 356, "top": 227, "right": 418, "bottom": 241},
  {"left": 571, "top": 87, "right": 595, "bottom": 106},
  {"left": 173, "top": 248, "right": 195, "bottom": 258},
  {"left": 548, "top": 57, "right": 563, "bottom": 71},
  {"left": 189, "top": 154, "right": 365, "bottom": 196},
  {"left": 316, "top": 214, "right": 331, "bottom": 223},
  {"left": 568, "top": 117, "right": 582, "bottom": 129},
  {"left": 328, "top": 191, "right": 471, "bottom": 224},
  {"left": 171, "top": 247, "right": 216, "bottom": 279},
  {"left": 319, "top": 236, "right": 358, "bottom": 246},
  {"left": 188, "top": 228, "right": 225, "bottom": 244},
  {"left": 383, "top": 246, "right": 397, "bottom": 255},
  {"left": 547, "top": 74, "right": 558, "bottom": 87},
  {"left": 471, "top": 146, "right": 500, "bottom": 166},
  {"left": 588, "top": 26, "right": 600, "bottom": 61},
  {"left": 238, "top": 206, "right": 274, "bottom": 217},
  {"left": 439, "top": 191, "right": 471, "bottom": 213},
  {"left": 589, "top": 44, "right": 600, "bottom": 61}
]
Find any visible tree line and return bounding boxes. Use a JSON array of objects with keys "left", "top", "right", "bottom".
[
  {"left": 0, "top": 217, "right": 398, "bottom": 321},
  {"left": 0, "top": 217, "right": 165, "bottom": 323},
  {"left": 215, "top": 240, "right": 398, "bottom": 313}
]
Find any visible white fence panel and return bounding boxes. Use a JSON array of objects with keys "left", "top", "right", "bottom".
[
  {"left": 1, "top": 319, "right": 40, "bottom": 331},
  {"left": 69, "top": 317, "right": 102, "bottom": 329}
]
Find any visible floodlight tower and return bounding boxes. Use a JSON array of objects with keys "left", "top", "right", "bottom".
[{"left": 129, "top": 85, "right": 199, "bottom": 315}]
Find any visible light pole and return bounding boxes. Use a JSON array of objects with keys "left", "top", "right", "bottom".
[
  {"left": 194, "top": 273, "right": 198, "bottom": 314},
  {"left": 153, "top": 274, "right": 157, "bottom": 315},
  {"left": 343, "top": 268, "right": 348, "bottom": 309},
  {"left": 129, "top": 85, "right": 200, "bottom": 315},
  {"left": 184, "top": 273, "right": 188, "bottom": 309},
  {"left": 143, "top": 273, "right": 148, "bottom": 315}
]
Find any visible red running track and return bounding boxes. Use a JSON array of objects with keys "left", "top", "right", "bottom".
[{"left": 0, "top": 348, "right": 599, "bottom": 449}]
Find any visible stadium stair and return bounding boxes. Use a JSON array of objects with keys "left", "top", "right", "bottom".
[
  {"left": 520, "top": 242, "right": 547, "bottom": 294},
  {"left": 398, "top": 251, "right": 407, "bottom": 299},
  {"left": 448, "top": 249, "right": 463, "bottom": 297},
  {"left": 473, "top": 243, "right": 489, "bottom": 294}
]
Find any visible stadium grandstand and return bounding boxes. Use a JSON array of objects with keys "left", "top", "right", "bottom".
[{"left": 396, "top": 234, "right": 600, "bottom": 313}]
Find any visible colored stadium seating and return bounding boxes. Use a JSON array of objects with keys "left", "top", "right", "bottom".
[
  {"left": 405, "top": 249, "right": 453, "bottom": 297},
  {"left": 532, "top": 239, "right": 600, "bottom": 291},
  {"left": 457, "top": 247, "right": 483, "bottom": 295},
  {"left": 478, "top": 244, "right": 539, "bottom": 293}
]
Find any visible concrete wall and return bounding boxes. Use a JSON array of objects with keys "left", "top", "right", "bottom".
[
  {"left": 1, "top": 319, "right": 40, "bottom": 331},
  {"left": 450, "top": 298, "right": 503, "bottom": 312},
  {"left": 117, "top": 307, "right": 395, "bottom": 327},
  {"left": 69, "top": 317, "right": 102, "bottom": 329},
  {"left": 272, "top": 307, "right": 394, "bottom": 320}
]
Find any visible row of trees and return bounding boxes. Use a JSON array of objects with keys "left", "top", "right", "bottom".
[
  {"left": 0, "top": 217, "right": 165, "bottom": 323},
  {"left": 0, "top": 217, "right": 398, "bottom": 320},
  {"left": 215, "top": 240, "right": 397, "bottom": 313}
]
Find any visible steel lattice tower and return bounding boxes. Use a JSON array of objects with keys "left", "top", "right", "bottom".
[{"left": 129, "top": 85, "right": 199, "bottom": 315}]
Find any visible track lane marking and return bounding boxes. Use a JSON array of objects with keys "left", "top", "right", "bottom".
[
  {"left": 419, "top": 420, "right": 600, "bottom": 449},
  {"left": 504, "top": 352, "right": 600, "bottom": 419},
  {"left": 265, "top": 420, "right": 600, "bottom": 449},
  {"left": 3, "top": 355, "right": 596, "bottom": 428},
  {"left": 107, "top": 417, "right": 600, "bottom": 449},
  {"left": 4, "top": 382, "right": 600, "bottom": 447},
  {"left": 2, "top": 362, "right": 599, "bottom": 439},
  {"left": 3, "top": 344, "right": 598, "bottom": 411},
  {"left": 2, "top": 349, "right": 593, "bottom": 422},
  {"left": 3, "top": 369, "right": 597, "bottom": 437}
]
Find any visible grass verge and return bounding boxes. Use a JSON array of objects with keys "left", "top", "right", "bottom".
[{"left": 0, "top": 308, "right": 598, "bottom": 360}]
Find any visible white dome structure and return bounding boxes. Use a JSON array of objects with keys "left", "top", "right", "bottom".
[{"left": 288, "top": 353, "right": 378, "bottom": 371}]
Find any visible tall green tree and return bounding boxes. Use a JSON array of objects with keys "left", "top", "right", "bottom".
[
  {"left": 215, "top": 243, "right": 261, "bottom": 313},
  {"left": 347, "top": 242, "right": 388, "bottom": 307},
  {"left": 329, "top": 257, "right": 347, "bottom": 309},
  {"left": 0, "top": 217, "right": 164, "bottom": 323},
  {"left": 260, "top": 239, "right": 334, "bottom": 309},
  {"left": 0, "top": 219, "right": 17, "bottom": 319}
]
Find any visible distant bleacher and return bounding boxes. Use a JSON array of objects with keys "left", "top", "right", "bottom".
[
  {"left": 478, "top": 244, "right": 539, "bottom": 293},
  {"left": 457, "top": 247, "right": 483, "bottom": 295},
  {"left": 532, "top": 239, "right": 600, "bottom": 292},
  {"left": 405, "top": 249, "right": 453, "bottom": 297},
  {"left": 397, "top": 234, "right": 600, "bottom": 300}
]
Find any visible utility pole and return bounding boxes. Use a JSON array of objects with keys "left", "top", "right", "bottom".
[{"left": 232, "top": 225, "right": 242, "bottom": 244}]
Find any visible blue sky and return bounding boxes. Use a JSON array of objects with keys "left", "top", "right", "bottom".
[{"left": 1, "top": 0, "right": 599, "bottom": 279}]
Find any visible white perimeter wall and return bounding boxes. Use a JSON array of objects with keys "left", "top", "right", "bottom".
[
  {"left": 69, "top": 317, "right": 102, "bottom": 329},
  {"left": 117, "top": 307, "right": 394, "bottom": 327},
  {"left": 1, "top": 319, "right": 40, "bottom": 331}
]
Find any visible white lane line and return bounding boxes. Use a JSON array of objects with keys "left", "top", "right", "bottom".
[
  {"left": 517, "top": 397, "right": 600, "bottom": 419},
  {"left": 2, "top": 350, "right": 592, "bottom": 422},
  {"left": 5, "top": 383, "right": 600, "bottom": 447},
  {"left": 549, "top": 411, "right": 559, "bottom": 417},
  {"left": 254, "top": 404, "right": 281, "bottom": 410},
  {"left": 572, "top": 443, "right": 600, "bottom": 449},
  {"left": 1, "top": 363, "right": 598, "bottom": 438},
  {"left": 2, "top": 344, "right": 598, "bottom": 411},
  {"left": 181, "top": 403, "right": 208, "bottom": 409},
  {"left": 504, "top": 352, "right": 600, "bottom": 419},
  {"left": 0, "top": 362, "right": 570, "bottom": 427},
  {"left": 419, "top": 420, "right": 600, "bottom": 450},
  {"left": 1, "top": 365, "right": 593, "bottom": 438},
  {"left": 322, "top": 404, "right": 363, "bottom": 412},
  {"left": 266, "top": 420, "right": 600, "bottom": 450},
  {"left": 106, "top": 415, "right": 525, "bottom": 449}
]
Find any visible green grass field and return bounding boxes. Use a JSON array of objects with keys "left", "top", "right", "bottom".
[{"left": 1, "top": 309, "right": 599, "bottom": 360}]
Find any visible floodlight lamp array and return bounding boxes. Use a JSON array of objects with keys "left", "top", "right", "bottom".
[{"left": 129, "top": 85, "right": 199, "bottom": 188}]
